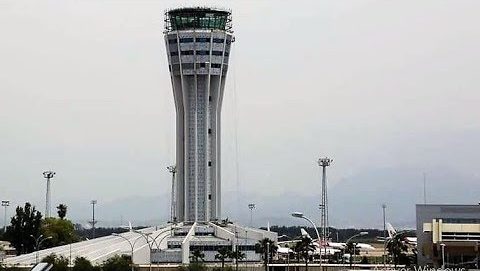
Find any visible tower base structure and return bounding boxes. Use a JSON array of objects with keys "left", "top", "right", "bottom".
[
  {"left": 3, "top": 221, "right": 277, "bottom": 266},
  {"left": 152, "top": 221, "right": 277, "bottom": 264}
]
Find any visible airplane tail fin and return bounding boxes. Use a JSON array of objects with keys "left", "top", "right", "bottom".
[
  {"left": 129, "top": 221, "right": 133, "bottom": 231},
  {"left": 300, "top": 228, "right": 312, "bottom": 239},
  {"left": 386, "top": 223, "right": 396, "bottom": 238}
]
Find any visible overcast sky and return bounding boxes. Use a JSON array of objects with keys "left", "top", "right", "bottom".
[{"left": 1, "top": 0, "right": 480, "bottom": 228}]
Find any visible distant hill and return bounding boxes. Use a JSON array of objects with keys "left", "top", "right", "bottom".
[{"left": 65, "top": 166, "right": 479, "bottom": 229}]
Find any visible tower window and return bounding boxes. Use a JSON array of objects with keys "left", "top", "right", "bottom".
[
  {"left": 180, "top": 50, "right": 194, "bottom": 55},
  {"left": 208, "top": 128, "right": 211, "bottom": 134},
  {"left": 196, "top": 38, "right": 210, "bottom": 42},
  {"left": 179, "top": 38, "right": 194, "bottom": 43},
  {"left": 211, "top": 63, "right": 222, "bottom": 68},
  {"left": 212, "top": 51, "right": 223, "bottom": 56},
  {"left": 196, "top": 50, "right": 210, "bottom": 55},
  {"left": 170, "top": 51, "right": 178, "bottom": 56},
  {"left": 209, "top": 96, "right": 212, "bottom": 101},
  {"left": 168, "top": 39, "right": 178, "bottom": 44},
  {"left": 208, "top": 194, "right": 212, "bottom": 200},
  {"left": 208, "top": 161, "right": 212, "bottom": 166},
  {"left": 213, "top": 38, "right": 224, "bottom": 43}
]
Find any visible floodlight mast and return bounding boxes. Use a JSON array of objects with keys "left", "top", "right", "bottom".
[
  {"left": 248, "top": 203, "right": 256, "bottom": 226},
  {"left": 2, "top": 200, "right": 10, "bottom": 233},
  {"left": 317, "top": 157, "right": 332, "bottom": 252},
  {"left": 90, "top": 200, "right": 97, "bottom": 238},
  {"left": 42, "top": 171, "right": 56, "bottom": 218},
  {"left": 167, "top": 165, "right": 177, "bottom": 223}
]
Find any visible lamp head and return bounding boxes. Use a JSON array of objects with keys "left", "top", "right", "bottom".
[
  {"left": 359, "top": 232, "right": 368, "bottom": 236},
  {"left": 291, "top": 212, "right": 304, "bottom": 218}
]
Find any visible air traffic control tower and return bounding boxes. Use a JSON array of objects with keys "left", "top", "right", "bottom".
[{"left": 164, "top": 8, "right": 234, "bottom": 222}]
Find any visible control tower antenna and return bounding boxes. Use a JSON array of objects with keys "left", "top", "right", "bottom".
[{"left": 317, "top": 157, "right": 332, "bottom": 249}]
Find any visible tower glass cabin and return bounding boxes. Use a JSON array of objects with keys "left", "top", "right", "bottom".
[{"left": 164, "top": 8, "right": 234, "bottom": 222}]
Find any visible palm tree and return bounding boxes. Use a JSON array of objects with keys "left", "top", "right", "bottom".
[
  {"left": 255, "top": 238, "right": 277, "bottom": 271},
  {"left": 386, "top": 231, "right": 408, "bottom": 267},
  {"left": 215, "top": 247, "right": 232, "bottom": 269},
  {"left": 294, "top": 237, "right": 315, "bottom": 271},
  {"left": 190, "top": 249, "right": 205, "bottom": 263},
  {"left": 230, "top": 249, "right": 245, "bottom": 271},
  {"left": 56, "top": 204, "right": 67, "bottom": 219},
  {"left": 343, "top": 242, "right": 356, "bottom": 267}
]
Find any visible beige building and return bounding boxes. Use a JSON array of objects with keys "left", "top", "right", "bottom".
[{"left": 417, "top": 205, "right": 480, "bottom": 268}]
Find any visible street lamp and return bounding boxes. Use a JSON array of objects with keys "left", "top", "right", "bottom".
[
  {"left": 2, "top": 200, "right": 10, "bottom": 233},
  {"left": 30, "top": 234, "right": 53, "bottom": 264},
  {"left": 133, "top": 230, "right": 156, "bottom": 271},
  {"left": 346, "top": 232, "right": 368, "bottom": 268},
  {"left": 440, "top": 243, "right": 446, "bottom": 269},
  {"left": 113, "top": 233, "right": 143, "bottom": 271},
  {"left": 382, "top": 203, "right": 387, "bottom": 268},
  {"left": 291, "top": 212, "right": 321, "bottom": 266}
]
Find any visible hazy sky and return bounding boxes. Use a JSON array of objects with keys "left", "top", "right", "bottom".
[{"left": 1, "top": 0, "right": 480, "bottom": 228}]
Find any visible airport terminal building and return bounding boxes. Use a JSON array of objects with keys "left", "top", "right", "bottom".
[{"left": 417, "top": 204, "right": 480, "bottom": 267}]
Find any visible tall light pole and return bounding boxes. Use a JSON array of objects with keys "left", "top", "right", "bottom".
[
  {"left": 248, "top": 203, "right": 255, "bottom": 227},
  {"left": 291, "top": 211, "right": 321, "bottom": 267},
  {"left": 167, "top": 165, "right": 177, "bottom": 223},
  {"left": 2, "top": 200, "right": 10, "bottom": 233},
  {"left": 90, "top": 200, "right": 97, "bottom": 239},
  {"left": 318, "top": 157, "right": 332, "bottom": 249},
  {"left": 42, "top": 171, "right": 56, "bottom": 218},
  {"left": 382, "top": 203, "right": 387, "bottom": 268}
]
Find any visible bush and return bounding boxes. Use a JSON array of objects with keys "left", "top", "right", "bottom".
[
  {"left": 73, "top": 257, "right": 98, "bottom": 271},
  {"left": 211, "top": 266, "right": 234, "bottom": 271},
  {"left": 179, "top": 263, "right": 208, "bottom": 271},
  {"left": 101, "top": 255, "right": 131, "bottom": 271},
  {"left": 42, "top": 254, "right": 69, "bottom": 271}
]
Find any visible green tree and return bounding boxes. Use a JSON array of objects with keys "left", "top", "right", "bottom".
[
  {"left": 190, "top": 249, "right": 205, "bottom": 263},
  {"left": 56, "top": 204, "right": 67, "bottom": 220},
  {"left": 229, "top": 249, "right": 245, "bottom": 271},
  {"left": 41, "top": 217, "right": 78, "bottom": 248},
  {"left": 42, "top": 254, "right": 69, "bottom": 271},
  {"left": 255, "top": 238, "right": 277, "bottom": 271},
  {"left": 4, "top": 202, "right": 43, "bottom": 254},
  {"left": 294, "top": 237, "right": 315, "bottom": 271},
  {"left": 386, "top": 231, "right": 408, "bottom": 267},
  {"left": 101, "top": 255, "right": 131, "bottom": 271},
  {"left": 215, "top": 247, "right": 232, "bottom": 269}
]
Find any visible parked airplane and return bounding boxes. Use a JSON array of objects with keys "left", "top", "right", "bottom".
[
  {"left": 378, "top": 223, "right": 417, "bottom": 246},
  {"left": 278, "top": 228, "right": 374, "bottom": 255}
]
